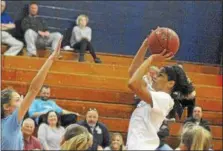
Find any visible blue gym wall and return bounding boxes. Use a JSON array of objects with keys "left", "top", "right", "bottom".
[{"left": 5, "top": 1, "right": 223, "bottom": 64}]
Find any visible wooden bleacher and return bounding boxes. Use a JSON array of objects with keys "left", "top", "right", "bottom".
[{"left": 1, "top": 45, "right": 222, "bottom": 150}]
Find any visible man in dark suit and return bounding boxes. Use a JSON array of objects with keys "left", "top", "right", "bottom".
[
  {"left": 184, "top": 106, "right": 210, "bottom": 131},
  {"left": 77, "top": 108, "right": 110, "bottom": 150}
]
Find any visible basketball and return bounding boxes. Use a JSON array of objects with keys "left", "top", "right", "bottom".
[{"left": 147, "top": 27, "right": 180, "bottom": 55}]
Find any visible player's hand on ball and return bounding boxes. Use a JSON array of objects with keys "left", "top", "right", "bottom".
[{"left": 151, "top": 49, "right": 174, "bottom": 62}]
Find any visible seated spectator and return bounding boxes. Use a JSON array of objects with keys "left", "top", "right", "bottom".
[
  {"left": 1, "top": 1, "right": 23, "bottom": 56},
  {"left": 145, "top": 66, "right": 160, "bottom": 82},
  {"left": 139, "top": 65, "right": 159, "bottom": 90},
  {"left": 28, "top": 85, "right": 79, "bottom": 127},
  {"left": 184, "top": 106, "right": 211, "bottom": 131},
  {"left": 38, "top": 111, "right": 65, "bottom": 150},
  {"left": 60, "top": 124, "right": 93, "bottom": 150},
  {"left": 104, "top": 133, "right": 126, "bottom": 150},
  {"left": 176, "top": 123, "right": 212, "bottom": 150},
  {"left": 22, "top": 118, "right": 42, "bottom": 150},
  {"left": 156, "top": 120, "right": 172, "bottom": 150},
  {"left": 77, "top": 108, "right": 110, "bottom": 150},
  {"left": 70, "top": 14, "right": 101, "bottom": 63},
  {"left": 134, "top": 66, "right": 159, "bottom": 106},
  {"left": 21, "top": 2, "right": 62, "bottom": 57}
]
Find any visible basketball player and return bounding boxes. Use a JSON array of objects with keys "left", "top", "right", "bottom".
[
  {"left": 126, "top": 38, "right": 193, "bottom": 150},
  {"left": 1, "top": 38, "right": 62, "bottom": 150}
]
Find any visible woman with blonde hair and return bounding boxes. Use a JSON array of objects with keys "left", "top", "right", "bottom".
[
  {"left": 104, "top": 133, "right": 126, "bottom": 151},
  {"left": 60, "top": 124, "right": 93, "bottom": 150},
  {"left": 176, "top": 122, "right": 212, "bottom": 150},
  {"left": 70, "top": 14, "right": 101, "bottom": 63}
]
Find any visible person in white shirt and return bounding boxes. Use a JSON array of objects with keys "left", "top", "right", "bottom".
[{"left": 126, "top": 35, "right": 194, "bottom": 150}]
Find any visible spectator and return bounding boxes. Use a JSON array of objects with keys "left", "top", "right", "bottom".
[
  {"left": 38, "top": 111, "right": 65, "bottom": 150},
  {"left": 21, "top": 2, "right": 62, "bottom": 57},
  {"left": 1, "top": 0, "right": 23, "bottom": 56},
  {"left": 28, "top": 85, "right": 79, "bottom": 127},
  {"left": 77, "top": 108, "right": 110, "bottom": 150},
  {"left": 104, "top": 133, "right": 126, "bottom": 150},
  {"left": 184, "top": 106, "right": 211, "bottom": 131},
  {"left": 1, "top": 38, "right": 62, "bottom": 150},
  {"left": 156, "top": 120, "right": 172, "bottom": 150},
  {"left": 176, "top": 123, "right": 212, "bottom": 150},
  {"left": 134, "top": 66, "right": 159, "bottom": 106},
  {"left": 146, "top": 66, "right": 160, "bottom": 81},
  {"left": 60, "top": 124, "right": 93, "bottom": 150},
  {"left": 22, "top": 118, "right": 42, "bottom": 150},
  {"left": 70, "top": 14, "right": 101, "bottom": 63}
]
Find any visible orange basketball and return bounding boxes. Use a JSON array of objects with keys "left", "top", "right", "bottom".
[{"left": 147, "top": 27, "right": 180, "bottom": 55}]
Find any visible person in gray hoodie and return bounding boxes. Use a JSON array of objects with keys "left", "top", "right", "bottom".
[{"left": 70, "top": 14, "right": 101, "bottom": 63}]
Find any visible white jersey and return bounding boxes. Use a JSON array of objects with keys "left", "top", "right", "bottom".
[{"left": 126, "top": 76, "right": 174, "bottom": 150}]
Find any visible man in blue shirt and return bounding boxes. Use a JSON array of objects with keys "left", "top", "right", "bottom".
[
  {"left": 1, "top": 1, "right": 24, "bottom": 56},
  {"left": 28, "top": 85, "right": 80, "bottom": 127}
]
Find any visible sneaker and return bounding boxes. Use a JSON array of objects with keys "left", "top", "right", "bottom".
[
  {"left": 94, "top": 58, "right": 102, "bottom": 63},
  {"left": 63, "top": 45, "right": 74, "bottom": 51},
  {"left": 27, "top": 52, "right": 37, "bottom": 57}
]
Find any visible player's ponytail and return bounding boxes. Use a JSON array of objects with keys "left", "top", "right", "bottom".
[
  {"left": 161, "top": 65, "right": 195, "bottom": 119},
  {"left": 1, "top": 88, "right": 15, "bottom": 119}
]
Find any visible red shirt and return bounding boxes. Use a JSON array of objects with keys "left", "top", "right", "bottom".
[{"left": 23, "top": 136, "right": 42, "bottom": 150}]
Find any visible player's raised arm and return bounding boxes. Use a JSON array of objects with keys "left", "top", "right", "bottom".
[
  {"left": 128, "top": 38, "right": 149, "bottom": 78},
  {"left": 17, "top": 37, "right": 63, "bottom": 122},
  {"left": 128, "top": 49, "right": 173, "bottom": 104}
]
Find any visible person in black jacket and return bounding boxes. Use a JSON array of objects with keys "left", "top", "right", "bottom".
[
  {"left": 21, "top": 2, "right": 62, "bottom": 57},
  {"left": 184, "top": 106, "right": 211, "bottom": 131},
  {"left": 77, "top": 108, "right": 110, "bottom": 150}
]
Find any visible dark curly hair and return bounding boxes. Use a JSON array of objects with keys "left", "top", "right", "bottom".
[
  {"left": 1, "top": 88, "right": 16, "bottom": 119},
  {"left": 160, "top": 65, "right": 195, "bottom": 119},
  {"left": 160, "top": 65, "right": 194, "bottom": 98}
]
